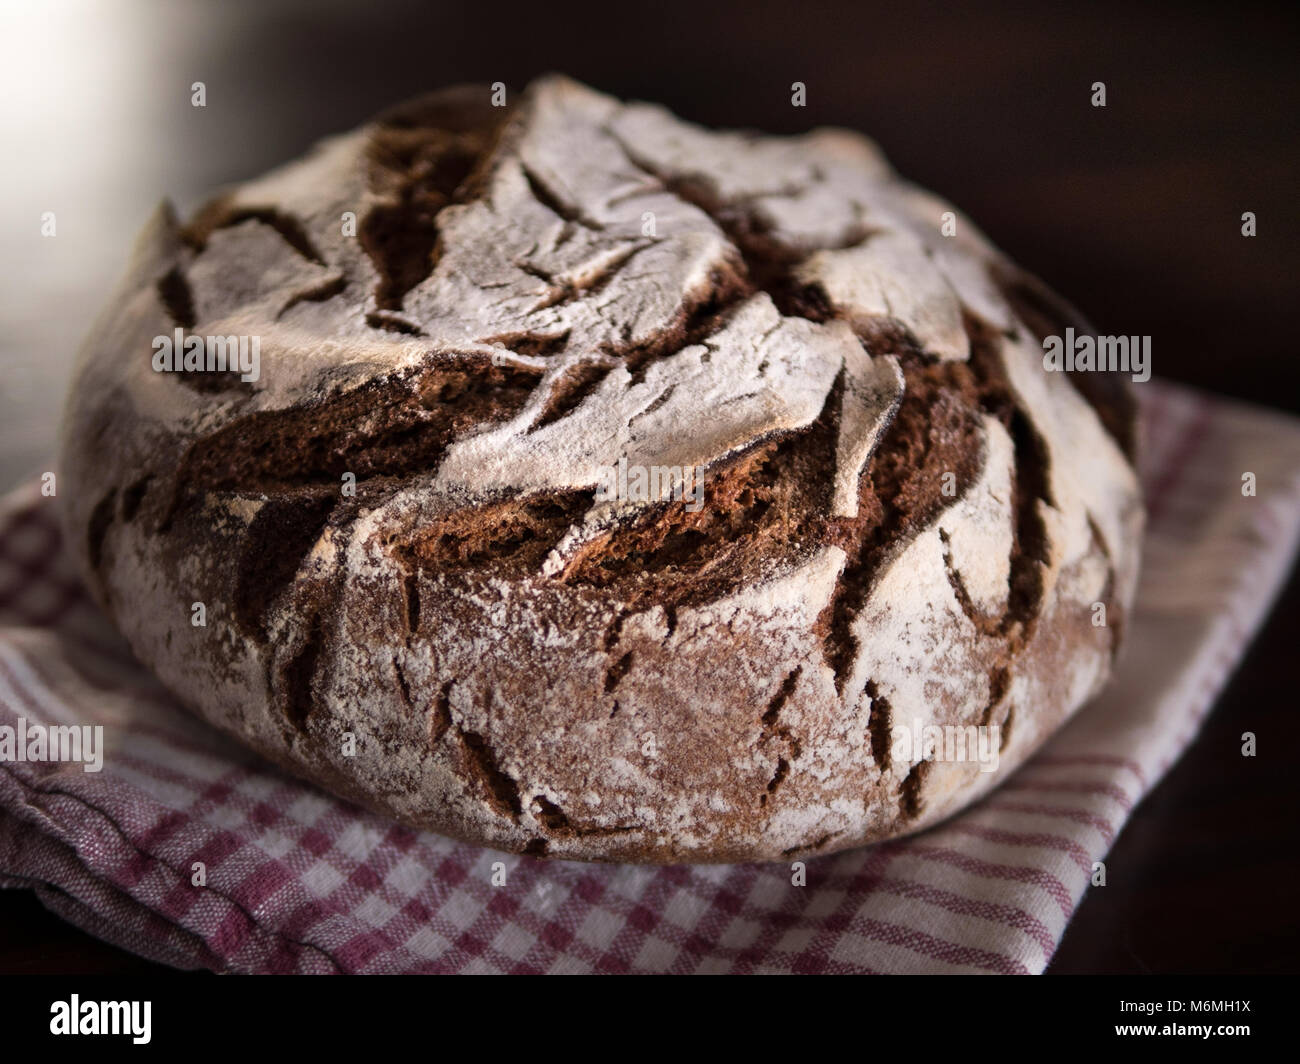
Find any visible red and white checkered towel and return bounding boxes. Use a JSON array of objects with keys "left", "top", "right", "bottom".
[{"left": 2, "top": 380, "right": 1298, "bottom": 974}]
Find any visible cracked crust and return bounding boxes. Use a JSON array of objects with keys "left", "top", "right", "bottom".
[{"left": 58, "top": 76, "right": 1142, "bottom": 862}]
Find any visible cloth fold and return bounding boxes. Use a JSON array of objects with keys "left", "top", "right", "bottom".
[{"left": 2, "top": 379, "right": 1299, "bottom": 974}]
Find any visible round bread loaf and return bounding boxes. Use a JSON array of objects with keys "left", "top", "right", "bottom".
[{"left": 58, "top": 76, "right": 1142, "bottom": 862}]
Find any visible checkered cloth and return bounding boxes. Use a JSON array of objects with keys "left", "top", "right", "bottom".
[{"left": 2, "top": 380, "right": 1299, "bottom": 974}]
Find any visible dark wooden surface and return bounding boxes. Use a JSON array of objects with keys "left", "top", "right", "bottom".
[{"left": 0, "top": 0, "right": 1296, "bottom": 973}]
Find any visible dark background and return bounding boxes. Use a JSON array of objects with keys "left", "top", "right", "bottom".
[{"left": 1, "top": 0, "right": 1296, "bottom": 973}]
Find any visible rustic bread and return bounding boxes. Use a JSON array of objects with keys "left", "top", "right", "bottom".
[{"left": 58, "top": 76, "right": 1142, "bottom": 862}]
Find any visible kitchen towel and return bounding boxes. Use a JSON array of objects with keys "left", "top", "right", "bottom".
[{"left": 2, "top": 378, "right": 1298, "bottom": 974}]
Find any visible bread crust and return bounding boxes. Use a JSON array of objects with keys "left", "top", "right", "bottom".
[{"left": 58, "top": 76, "right": 1142, "bottom": 862}]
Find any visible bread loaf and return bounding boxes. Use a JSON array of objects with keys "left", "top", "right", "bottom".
[{"left": 58, "top": 76, "right": 1143, "bottom": 862}]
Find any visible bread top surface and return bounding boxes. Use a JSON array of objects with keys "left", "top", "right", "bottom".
[{"left": 70, "top": 73, "right": 1136, "bottom": 606}]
